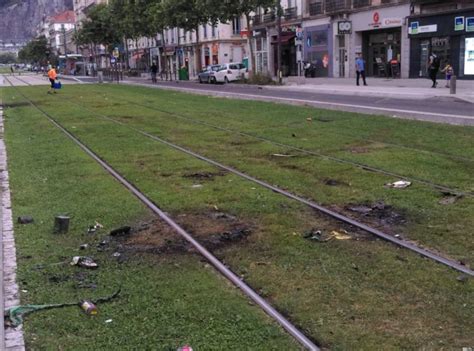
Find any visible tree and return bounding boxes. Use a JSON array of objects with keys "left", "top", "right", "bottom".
[
  {"left": 0, "top": 52, "right": 17, "bottom": 64},
  {"left": 212, "top": 0, "right": 274, "bottom": 76},
  {"left": 74, "top": 4, "right": 122, "bottom": 67},
  {"left": 17, "top": 36, "right": 51, "bottom": 65}
]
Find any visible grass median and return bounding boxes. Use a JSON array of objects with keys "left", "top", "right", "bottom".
[{"left": 2, "top": 84, "right": 473, "bottom": 349}]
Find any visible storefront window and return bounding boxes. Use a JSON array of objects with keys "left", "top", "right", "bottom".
[{"left": 464, "top": 37, "right": 474, "bottom": 75}]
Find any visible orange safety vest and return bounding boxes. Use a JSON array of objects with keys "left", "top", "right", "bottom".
[{"left": 48, "top": 69, "right": 57, "bottom": 80}]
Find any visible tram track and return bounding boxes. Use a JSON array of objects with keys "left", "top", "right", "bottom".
[
  {"left": 3, "top": 73, "right": 321, "bottom": 351},
  {"left": 71, "top": 88, "right": 474, "bottom": 198},
  {"left": 5, "top": 79, "right": 472, "bottom": 277}
]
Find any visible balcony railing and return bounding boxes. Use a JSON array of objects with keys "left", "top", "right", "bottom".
[
  {"left": 309, "top": 2, "right": 324, "bottom": 16},
  {"left": 263, "top": 12, "right": 276, "bottom": 23},
  {"left": 324, "top": 0, "right": 349, "bottom": 13},
  {"left": 252, "top": 15, "right": 263, "bottom": 26},
  {"left": 284, "top": 7, "right": 298, "bottom": 20}
]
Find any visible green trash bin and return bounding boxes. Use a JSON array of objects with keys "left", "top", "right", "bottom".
[{"left": 179, "top": 67, "right": 189, "bottom": 81}]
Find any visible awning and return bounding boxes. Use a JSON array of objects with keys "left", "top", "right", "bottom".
[{"left": 271, "top": 33, "right": 295, "bottom": 45}]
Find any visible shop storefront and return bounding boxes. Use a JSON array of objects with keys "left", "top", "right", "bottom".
[
  {"left": 408, "top": 9, "right": 474, "bottom": 79},
  {"left": 347, "top": 4, "right": 410, "bottom": 78},
  {"left": 271, "top": 24, "right": 301, "bottom": 76},
  {"left": 304, "top": 23, "right": 332, "bottom": 77}
]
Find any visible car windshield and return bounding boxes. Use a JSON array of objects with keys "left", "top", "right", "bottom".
[
  {"left": 218, "top": 65, "right": 228, "bottom": 71},
  {"left": 211, "top": 65, "right": 220, "bottom": 71}
]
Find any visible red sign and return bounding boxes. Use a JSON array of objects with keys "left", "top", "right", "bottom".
[{"left": 373, "top": 12, "right": 379, "bottom": 23}]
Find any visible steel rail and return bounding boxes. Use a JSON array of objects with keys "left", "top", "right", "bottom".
[
  {"left": 71, "top": 91, "right": 474, "bottom": 197},
  {"left": 39, "top": 90, "right": 474, "bottom": 277},
  {"left": 6, "top": 75, "right": 32, "bottom": 86},
  {"left": 4, "top": 75, "right": 320, "bottom": 351}
]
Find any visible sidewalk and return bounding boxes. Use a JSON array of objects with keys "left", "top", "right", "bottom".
[{"left": 277, "top": 77, "right": 474, "bottom": 103}]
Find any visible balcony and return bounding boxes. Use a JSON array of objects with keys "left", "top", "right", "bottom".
[
  {"left": 284, "top": 7, "right": 298, "bottom": 20},
  {"left": 309, "top": 1, "right": 324, "bottom": 16},
  {"left": 324, "top": 0, "right": 349, "bottom": 13},
  {"left": 352, "top": 0, "right": 371, "bottom": 8},
  {"left": 263, "top": 12, "right": 276, "bottom": 23}
]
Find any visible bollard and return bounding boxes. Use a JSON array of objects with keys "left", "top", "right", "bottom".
[
  {"left": 450, "top": 75, "right": 456, "bottom": 94},
  {"left": 98, "top": 71, "right": 103, "bottom": 83},
  {"left": 54, "top": 215, "right": 70, "bottom": 233}
]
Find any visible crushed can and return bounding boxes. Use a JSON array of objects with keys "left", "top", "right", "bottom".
[{"left": 79, "top": 300, "right": 98, "bottom": 315}]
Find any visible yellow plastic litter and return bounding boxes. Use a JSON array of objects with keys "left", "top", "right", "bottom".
[{"left": 329, "top": 231, "right": 352, "bottom": 241}]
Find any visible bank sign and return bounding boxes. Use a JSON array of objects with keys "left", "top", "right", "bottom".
[
  {"left": 368, "top": 12, "right": 402, "bottom": 29},
  {"left": 409, "top": 22, "right": 438, "bottom": 34}
]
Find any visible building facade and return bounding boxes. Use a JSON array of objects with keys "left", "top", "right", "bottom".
[{"left": 408, "top": 0, "right": 474, "bottom": 79}]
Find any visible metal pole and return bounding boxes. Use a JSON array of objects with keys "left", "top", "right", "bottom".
[
  {"left": 450, "top": 75, "right": 456, "bottom": 94},
  {"left": 276, "top": 2, "right": 282, "bottom": 84}
]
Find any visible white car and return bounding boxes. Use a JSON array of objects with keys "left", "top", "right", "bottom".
[{"left": 213, "top": 63, "right": 247, "bottom": 83}]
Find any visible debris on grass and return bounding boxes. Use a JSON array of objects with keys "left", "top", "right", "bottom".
[
  {"left": 183, "top": 171, "right": 226, "bottom": 180},
  {"left": 79, "top": 300, "right": 98, "bottom": 315},
  {"left": 346, "top": 201, "right": 406, "bottom": 227},
  {"left": 439, "top": 192, "right": 462, "bottom": 205},
  {"left": 456, "top": 274, "right": 469, "bottom": 283},
  {"left": 112, "top": 252, "right": 121, "bottom": 258},
  {"left": 17, "top": 216, "right": 34, "bottom": 224},
  {"left": 80, "top": 244, "right": 89, "bottom": 250},
  {"left": 191, "top": 184, "right": 203, "bottom": 188},
  {"left": 271, "top": 153, "right": 296, "bottom": 157},
  {"left": 304, "top": 229, "right": 352, "bottom": 242},
  {"left": 385, "top": 180, "right": 411, "bottom": 189},
  {"left": 4, "top": 289, "right": 120, "bottom": 327},
  {"left": 71, "top": 256, "right": 98, "bottom": 269},
  {"left": 177, "top": 346, "right": 193, "bottom": 351},
  {"left": 87, "top": 221, "right": 104, "bottom": 234},
  {"left": 306, "top": 117, "right": 312, "bottom": 122},
  {"left": 109, "top": 226, "right": 131, "bottom": 237},
  {"left": 105, "top": 319, "right": 113, "bottom": 323},
  {"left": 54, "top": 215, "right": 70, "bottom": 233}
]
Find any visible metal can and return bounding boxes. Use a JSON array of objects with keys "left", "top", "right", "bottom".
[{"left": 79, "top": 300, "right": 98, "bottom": 315}]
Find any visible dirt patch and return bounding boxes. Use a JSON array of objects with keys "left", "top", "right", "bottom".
[
  {"left": 438, "top": 192, "right": 462, "bottom": 205},
  {"left": 348, "top": 146, "right": 370, "bottom": 154},
  {"left": 183, "top": 170, "right": 227, "bottom": 181},
  {"left": 5, "top": 101, "right": 30, "bottom": 108},
  {"left": 324, "top": 178, "right": 348, "bottom": 187},
  {"left": 121, "top": 211, "right": 253, "bottom": 255},
  {"left": 345, "top": 200, "right": 407, "bottom": 229}
]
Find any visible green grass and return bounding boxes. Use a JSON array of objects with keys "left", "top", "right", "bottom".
[{"left": 1, "top": 84, "right": 473, "bottom": 349}]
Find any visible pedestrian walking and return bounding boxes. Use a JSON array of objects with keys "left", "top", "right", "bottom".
[
  {"left": 10, "top": 65, "right": 14, "bottom": 75},
  {"left": 427, "top": 54, "right": 440, "bottom": 88},
  {"left": 355, "top": 53, "right": 367, "bottom": 86},
  {"left": 150, "top": 62, "right": 158, "bottom": 83},
  {"left": 440, "top": 60, "right": 454, "bottom": 88},
  {"left": 47, "top": 66, "right": 58, "bottom": 94}
]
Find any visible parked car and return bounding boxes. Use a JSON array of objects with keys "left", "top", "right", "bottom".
[
  {"left": 198, "top": 65, "right": 221, "bottom": 83},
  {"left": 213, "top": 63, "right": 247, "bottom": 83}
]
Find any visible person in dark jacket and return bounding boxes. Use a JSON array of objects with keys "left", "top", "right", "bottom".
[
  {"left": 150, "top": 62, "right": 158, "bottom": 83},
  {"left": 428, "top": 54, "right": 440, "bottom": 88}
]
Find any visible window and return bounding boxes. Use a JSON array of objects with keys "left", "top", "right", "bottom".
[
  {"left": 232, "top": 18, "right": 241, "bottom": 35},
  {"left": 212, "top": 25, "right": 216, "bottom": 37},
  {"left": 203, "top": 25, "right": 208, "bottom": 38}
]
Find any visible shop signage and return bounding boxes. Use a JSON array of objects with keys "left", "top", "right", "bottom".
[
  {"left": 455, "top": 16, "right": 465, "bottom": 31},
  {"left": 338, "top": 21, "right": 352, "bottom": 34},
  {"left": 409, "top": 23, "right": 437, "bottom": 34},
  {"left": 381, "top": 18, "right": 402, "bottom": 28},
  {"left": 369, "top": 12, "right": 381, "bottom": 27},
  {"left": 467, "top": 17, "right": 474, "bottom": 32}
]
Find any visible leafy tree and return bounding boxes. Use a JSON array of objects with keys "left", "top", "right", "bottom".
[
  {"left": 17, "top": 36, "right": 51, "bottom": 65},
  {"left": 0, "top": 52, "right": 17, "bottom": 64},
  {"left": 212, "top": 0, "right": 274, "bottom": 75},
  {"left": 74, "top": 4, "right": 122, "bottom": 66}
]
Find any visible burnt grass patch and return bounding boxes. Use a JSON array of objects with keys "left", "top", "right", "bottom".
[
  {"left": 343, "top": 200, "right": 407, "bottom": 233},
  {"left": 183, "top": 170, "right": 228, "bottom": 181},
  {"left": 117, "top": 210, "right": 254, "bottom": 256}
]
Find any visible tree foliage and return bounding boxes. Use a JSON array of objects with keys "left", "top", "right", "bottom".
[
  {"left": 0, "top": 52, "right": 17, "bottom": 64},
  {"left": 17, "top": 36, "right": 50, "bottom": 64}
]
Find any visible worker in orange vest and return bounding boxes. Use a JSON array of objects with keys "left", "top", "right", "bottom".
[{"left": 47, "top": 66, "right": 58, "bottom": 94}]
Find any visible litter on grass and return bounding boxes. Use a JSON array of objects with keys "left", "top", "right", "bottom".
[
  {"left": 272, "top": 153, "right": 296, "bottom": 157},
  {"left": 304, "top": 229, "right": 351, "bottom": 242},
  {"left": 177, "top": 346, "right": 193, "bottom": 351},
  {"left": 71, "top": 256, "right": 98, "bottom": 269},
  {"left": 17, "top": 216, "right": 34, "bottom": 224},
  {"left": 385, "top": 180, "right": 411, "bottom": 189},
  {"left": 87, "top": 222, "right": 104, "bottom": 234},
  {"left": 4, "top": 289, "right": 120, "bottom": 327}
]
